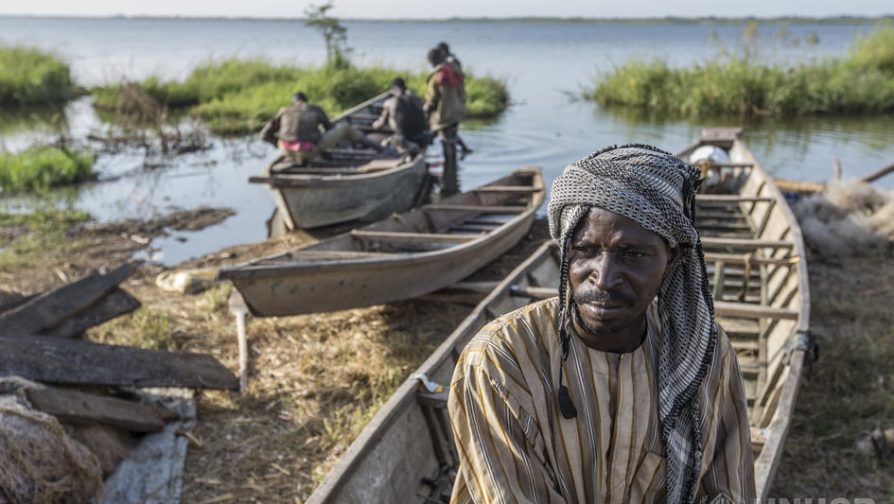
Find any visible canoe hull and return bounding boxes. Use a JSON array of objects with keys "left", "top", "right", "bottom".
[
  {"left": 231, "top": 210, "right": 535, "bottom": 317},
  {"left": 307, "top": 130, "right": 810, "bottom": 503},
  {"left": 269, "top": 154, "right": 429, "bottom": 229}
]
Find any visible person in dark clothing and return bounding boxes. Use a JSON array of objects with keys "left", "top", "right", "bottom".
[
  {"left": 259, "top": 92, "right": 381, "bottom": 164},
  {"left": 372, "top": 77, "right": 429, "bottom": 154}
]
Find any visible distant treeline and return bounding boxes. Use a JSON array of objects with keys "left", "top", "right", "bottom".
[{"left": 1, "top": 14, "right": 893, "bottom": 25}]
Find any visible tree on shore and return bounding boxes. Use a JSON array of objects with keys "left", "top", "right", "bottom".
[{"left": 304, "top": 1, "right": 351, "bottom": 69}]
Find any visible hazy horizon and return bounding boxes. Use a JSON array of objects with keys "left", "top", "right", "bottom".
[{"left": 1, "top": 0, "right": 891, "bottom": 20}]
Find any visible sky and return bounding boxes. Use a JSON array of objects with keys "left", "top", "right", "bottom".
[{"left": 0, "top": 0, "right": 891, "bottom": 19}]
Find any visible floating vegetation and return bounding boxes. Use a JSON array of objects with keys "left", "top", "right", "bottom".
[
  {"left": 91, "top": 59, "right": 510, "bottom": 135},
  {"left": 586, "top": 26, "right": 894, "bottom": 118},
  {"left": 0, "top": 146, "right": 95, "bottom": 193},
  {"left": 0, "top": 46, "right": 75, "bottom": 106}
]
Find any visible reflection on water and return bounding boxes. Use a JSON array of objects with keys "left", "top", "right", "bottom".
[{"left": 1, "top": 18, "right": 893, "bottom": 265}]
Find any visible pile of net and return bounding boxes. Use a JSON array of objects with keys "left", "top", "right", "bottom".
[
  {"left": 0, "top": 380, "right": 103, "bottom": 504},
  {"left": 793, "top": 180, "right": 894, "bottom": 257}
]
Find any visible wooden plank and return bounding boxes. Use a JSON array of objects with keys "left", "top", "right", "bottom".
[
  {"left": 0, "top": 263, "right": 135, "bottom": 336},
  {"left": 350, "top": 230, "right": 479, "bottom": 244},
  {"left": 102, "top": 388, "right": 196, "bottom": 504},
  {"left": 40, "top": 287, "right": 141, "bottom": 338},
  {"left": 713, "top": 302, "right": 799, "bottom": 320},
  {"left": 0, "top": 335, "right": 239, "bottom": 390},
  {"left": 423, "top": 205, "right": 527, "bottom": 213},
  {"left": 701, "top": 238, "right": 793, "bottom": 250},
  {"left": 696, "top": 195, "right": 775, "bottom": 203},
  {"left": 700, "top": 162, "right": 754, "bottom": 168},
  {"left": 704, "top": 253, "right": 799, "bottom": 267},
  {"left": 0, "top": 292, "right": 36, "bottom": 314},
  {"left": 473, "top": 186, "right": 543, "bottom": 193},
  {"left": 25, "top": 386, "right": 168, "bottom": 432}
]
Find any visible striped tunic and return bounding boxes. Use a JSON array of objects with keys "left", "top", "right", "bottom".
[{"left": 448, "top": 298, "right": 754, "bottom": 503}]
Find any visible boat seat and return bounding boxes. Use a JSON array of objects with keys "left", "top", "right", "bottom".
[
  {"left": 714, "top": 301, "right": 799, "bottom": 320},
  {"left": 701, "top": 238, "right": 793, "bottom": 250},
  {"left": 696, "top": 195, "right": 775, "bottom": 203},
  {"left": 351, "top": 230, "right": 479, "bottom": 244},
  {"left": 423, "top": 204, "right": 528, "bottom": 213}
]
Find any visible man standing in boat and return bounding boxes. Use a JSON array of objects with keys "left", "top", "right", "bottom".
[
  {"left": 424, "top": 46, "right": 467, "bottom": 196},
  {"left": 372, "top": 77, "right": 429, "bottom": 155},
  {"left": 448, "top": 145, "right": 755, "bottom": 503},
  {"left": 259, "top": 92, "right": 382, "bottom": 164}
]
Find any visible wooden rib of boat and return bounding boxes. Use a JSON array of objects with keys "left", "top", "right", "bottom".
[
  {"left": 250, "top": 91, "right": 430, "bottom": 230},
  {"left": 307, "top": 128, "right": 810, "bottom": 503},
  {"left": 219, "top": 166, "right": 545, "bottom": 317}
]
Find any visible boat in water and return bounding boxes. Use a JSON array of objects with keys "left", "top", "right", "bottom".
[
  {"left": 307, "top": 128, "right": 811, "bottom": 503},
  {"left": 250, "top": 92, "right": 430, "bottom": 230},
  {"left": 220, "top": 166, "right": 545, "bottom": 317}
]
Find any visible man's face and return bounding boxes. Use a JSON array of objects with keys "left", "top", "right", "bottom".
[{"left": 568, "top": 207, "right": 674, "bottom": 337}]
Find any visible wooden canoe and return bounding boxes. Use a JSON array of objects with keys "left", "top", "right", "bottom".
[
  {"left": 219, "top": 166, "right": 545, "bottom": 317},
  {"left": 307, "top": 128, "right": 810, "bottom": 503},
  {"left": 250, "top": 92, "right": 430, "bottom": 230}
]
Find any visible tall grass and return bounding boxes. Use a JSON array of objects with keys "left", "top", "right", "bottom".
[
  {"left": 0, "top": 46, "right": 75, "bottom": 106},
  {"left": 0, "top": 146, "right": 95, "bottom": 193},
  {"left": 92, "top": 59, "right": 510, "bottom": 134},
  {"left": 587, "top": 26, "right": 894, "bottom": 117}
]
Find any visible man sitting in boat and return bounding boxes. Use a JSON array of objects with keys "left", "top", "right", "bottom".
[
  {"left": 259, "top": 92, "right": 382, "bottom": 164},
  {"left": 371, "top": 77, "right": 429, "bottom": 155},
  {"left": 448, "top": 145, "right": 755, "bottom": 503}
]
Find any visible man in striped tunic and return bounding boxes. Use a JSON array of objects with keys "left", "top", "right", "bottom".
[{"left": 448, "top": 145, "right": 755, "bottom": 503}]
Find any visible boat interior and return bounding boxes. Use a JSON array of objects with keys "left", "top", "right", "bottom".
[
  {"left": 250, "top": 168, "right": 543, "bottom": 265},
  {"left": 405, "top": 141, "right": 805, "bottom": 501}
]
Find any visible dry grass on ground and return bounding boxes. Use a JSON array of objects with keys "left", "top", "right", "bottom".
[
  {"left": 89, "top": 218, "right": 549, "bottom": 503},
  {"left": 770, "top": 251, "right": 894, "bottom": 500}
]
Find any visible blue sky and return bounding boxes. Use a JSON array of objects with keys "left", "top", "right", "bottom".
[{"left": 0, "top": 0, "right": 891, "bottom": 19}]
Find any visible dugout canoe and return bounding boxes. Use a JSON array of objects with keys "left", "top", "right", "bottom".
[
  {"left": 307, "top": 128, "right": 810, "bottom": 503},
  {"left": 219, "top": 166, "right": 544, "bottom": 317},
  {"left": 250, "top": 91, "right": 430, "bottom": 230}
]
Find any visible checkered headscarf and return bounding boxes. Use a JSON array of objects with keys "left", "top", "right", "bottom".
[{"left": 547, "top": 144, "right": 717, "bottom": 504}]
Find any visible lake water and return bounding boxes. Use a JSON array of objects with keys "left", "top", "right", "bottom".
[{"left": 1, "top": 17, "right": 892, "bottom": 264}]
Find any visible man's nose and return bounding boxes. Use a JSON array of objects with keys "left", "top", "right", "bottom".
[{"left": 590, "top": 254, "right": 622, "bottom": 290}]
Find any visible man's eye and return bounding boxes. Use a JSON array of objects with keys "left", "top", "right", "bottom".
[{"left": 624, "top": 250, "right": 646, "bottom": 259}]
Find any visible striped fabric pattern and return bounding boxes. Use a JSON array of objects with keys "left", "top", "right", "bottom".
[{"left": 448, "top": 299, "right": 755, "bottom": 504}]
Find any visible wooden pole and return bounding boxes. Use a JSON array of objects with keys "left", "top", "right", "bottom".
[
  {"left": 228, "top": 290, "right": 250, "bottom": 391},
  {"left": 860, "top": 161, "right": 894, "bottom": 184}
]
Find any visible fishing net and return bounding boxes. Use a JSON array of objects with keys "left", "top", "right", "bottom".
[
  {"left": 793, "top": 180, "right": 894, "bottom": 256},
  {"left": 0, "top": 380, "right": 103, "bottom": 504}
]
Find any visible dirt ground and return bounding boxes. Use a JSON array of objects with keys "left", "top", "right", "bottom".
[{"left": 2, "top": 208, "right": 892, "bottom": 502}]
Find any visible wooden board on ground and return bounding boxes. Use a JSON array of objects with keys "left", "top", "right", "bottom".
[
  {"left": 0, "top": 335, "right": 239, "bottom": 390},
  {"left": 39, "top": 287, "right": 141, "bottom": 338},
  {"left": 102, "top": 388, "right": 196, "bottom": 504},
  {"left": 26, "top": 386, "right": 170, "bottom": 433},
  {"left": 0, "top": 264, "right": 135, "bottom": 336}
]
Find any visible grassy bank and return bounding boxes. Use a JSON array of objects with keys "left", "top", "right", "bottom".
[
  {"left": 0, "top": 146, "right": 95, "bottom": 193},
  {"left": 0, "top": 46, "right": 75, "bottom": 107},
  {"left": 0, "top": 208, "right": 91, "bottom": 270},
  {"left": 92, "top": 60, "right": 510, "bottom": 134},
  {"left": 587, "top": 27, "right": 894, "bottom": 117}
]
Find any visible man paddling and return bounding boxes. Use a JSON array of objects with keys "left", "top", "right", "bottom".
[
  {"left": 448, "top": 145, "right": 755, "bottom": 503},
  {"left": 259, "top": 92, "right": 382, "bottom": 164},
  {"left": 372, "top": 77, "right": 429, "bottom": 154}
]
